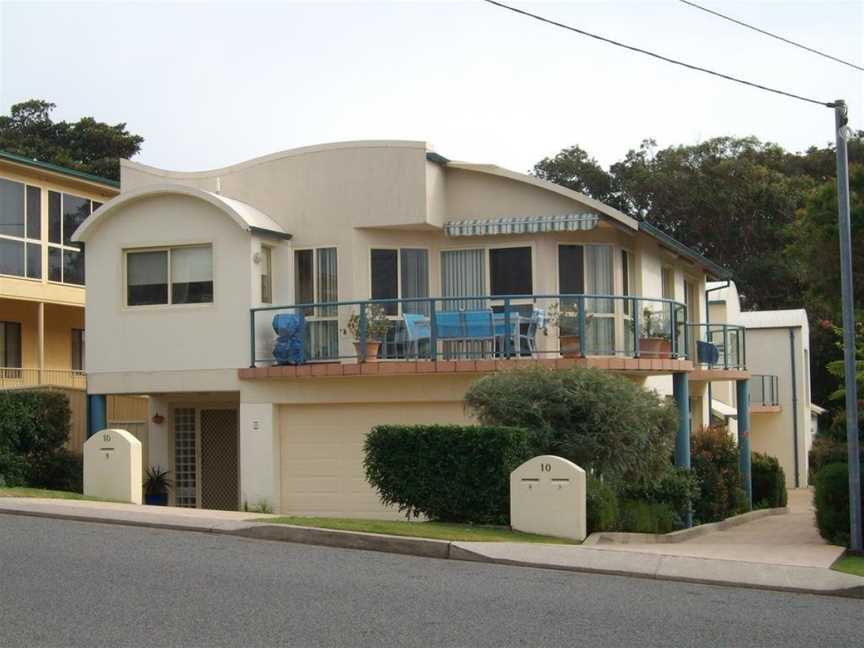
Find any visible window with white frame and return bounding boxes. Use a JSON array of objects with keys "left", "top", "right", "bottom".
[
  {"left": 48, "top": 190, "right": 100, "bottom": 286},
  {"left": 125, "top": 245, "right": 213, "bottom": 307},
  {"left": 557, "top": 244, "right": 614, "bottom": 353},
  {"left": 294, "top": 247, "right": 338, "bottom": 360},
  {"left": 370, "top": 248, "right": 429, "bottom": 315},
  {"left": 260, "top": 246, "right": 273, "bottom": 304},
  {"left": 661, "top": 267, "right": 675, "bottom": 300},
  {"left": 0, "top": 177, "right": 42, "bottom": 280}
]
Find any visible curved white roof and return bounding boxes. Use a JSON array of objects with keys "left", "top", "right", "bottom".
[{"left": 72, "top": 183, "right": 289, "bottom": 242}]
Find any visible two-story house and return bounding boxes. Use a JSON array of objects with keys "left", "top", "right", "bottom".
[
  {"left": 73, "top": 141, "right": 752, "bottom": 515},
  {"left": 0, "top": 150, "right": 147, "bottom": 450}
]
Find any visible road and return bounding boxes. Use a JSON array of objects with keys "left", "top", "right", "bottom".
[{"left": 0, "top": 515, "right": 859, "bottom": 648}]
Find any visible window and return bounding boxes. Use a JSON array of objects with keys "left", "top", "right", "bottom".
[
  {"left": 48, "top": 190, "right": 96, "bottom": 286},
  {"left": 0, "top": 178, "right": 41, "bottom": 279},
  {"left": 370, "top": 248, "right": 429, "bottom": 315},
  {"left": 622, "top": 249, "right": 635, "bottom": 315},
  {"left": 0, "top": 322, "right": 22, "bottom": 368},
  {"left": 260, "top": 246, "right": 273, "bottom": 304},
  {"left": 441, "top": 249, "right": 485, "bottom": 310},
  {"left": 661, "top": 267, "right": 675, "bottom": 300},
  {"left": 125, "top": 245, "right": 213, "bottom": 307},
  {"left": 71, "top": 329, "right": 85, "bottom": 371},
  {"left": 489, "top": 247, "right": 532, "bottom": 296},
  {"left": 557, "top": 244, "right": 614, "bottom": 353},
  {"left": 294, "top": 247, "right": 338, "bottom": 360}
]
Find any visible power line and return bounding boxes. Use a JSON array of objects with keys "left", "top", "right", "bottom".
[
  {"left": 680, "top": 0, "right": 864, "bottom": 72},
  {"left": 482, "top": 0, "right": 837, "bottom": 108}
]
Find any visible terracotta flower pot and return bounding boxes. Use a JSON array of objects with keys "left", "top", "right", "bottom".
[
  {"left": 559, "top": 334, "right": 582, "bottom": 358},
  {"left": 354, "top": 341, "right": 381, "bottom": 362},
  {"left": 639, "top": 337, "right": 672, "bottom": 359}
]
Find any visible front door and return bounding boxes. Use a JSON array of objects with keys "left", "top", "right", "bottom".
[{"left": 200, "top": 408, "right": 239, "bottom": 511}]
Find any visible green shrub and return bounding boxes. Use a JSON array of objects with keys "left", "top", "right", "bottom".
[
  {"left": 464, "top": 367, "right": 678, "bottom": 483},
  {"left": 363, "top": 424, "right": 531, "bottom": 523},
  {"left": 0, "top": 390, "right": 75, "bottom": 489},
  {"left": 751, "top": 452, "right": 787, "bottom": 509},
  {"left": 809, "top": 434, "right": 861, "bottom": 479},
  {"left": 617, "top": 500, "right": 678, "bottom": 534},
  {"left": 586, "top": 476, "right": 619, "bottom": 533},
  {"left": 691, "top": 425, "right": 745, "bottom": 524},
  {"left": 31, "top": 449, "right": 83, "bottom": 492},
  {"left": 620, "top": 467, "right": 700, "bottom": 529},
  {"left": 814, "top": 462, "right": 864, "bottom": 546}
]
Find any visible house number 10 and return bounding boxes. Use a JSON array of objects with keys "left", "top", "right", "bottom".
[{"left": 540, "top": 463, "right": 552, "bottom": 472}]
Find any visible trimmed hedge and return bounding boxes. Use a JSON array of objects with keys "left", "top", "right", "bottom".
[
  {"left": 0, "top": 390, "right": 80, "bottom": 491},
  {"left": 617, "top": 500, "right": 678, "bottom": 534},
  {"left": 363, "top": 424, "right": 531, "bottom": 523},
  {"left": 587, "top": 476, "right": 619, "bottom": 533},
  {"left": 814, "top": 462, "right": 864, "bottom": 546},
  {"left": 751, "top": 452, "right": 787, "bottom": 509}
]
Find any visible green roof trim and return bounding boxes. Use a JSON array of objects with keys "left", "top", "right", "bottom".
[
  {"left": 0, "top": 149, "right": 120, "bottom": 189},
  {"left": 639, "top": 221, "right": 732, "bottom": 280}
]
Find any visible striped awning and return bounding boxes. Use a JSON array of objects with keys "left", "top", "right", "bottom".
[{"left": 445, "top": 213, "right": 600, "bottom": 237}]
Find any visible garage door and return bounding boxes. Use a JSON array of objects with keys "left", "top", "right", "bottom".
[{"left": 279, "top": 401, "right": 470, "bottom": 518}]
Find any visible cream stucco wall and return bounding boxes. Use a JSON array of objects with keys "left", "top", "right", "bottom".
[{"left": 82, "top": 193, "right": 256, "bottom": 382}]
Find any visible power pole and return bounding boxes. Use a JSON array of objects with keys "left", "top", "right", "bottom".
[{"left": 833, "top": 99, "right": 862, "bottom": 553}]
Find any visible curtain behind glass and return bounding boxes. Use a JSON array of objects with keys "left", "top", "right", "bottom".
[
  {"left": 171, "top": 246, "right": 213, "bottom": 304},
  {"left": 586, "top": 245, "right": 614, "bottom": 354},
  {"left": 315, "top": 248, "right": 338, "bottom": 359},
  {"left": 401, "top": 248, "right": 429, "bottom": 315},
  {"left": 441, "top": 249, "right": 485, "bottom": 311}
]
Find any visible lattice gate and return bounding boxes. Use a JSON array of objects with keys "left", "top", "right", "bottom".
[{"left": 200, "top": 409, "right": 239, "bottom": 511}]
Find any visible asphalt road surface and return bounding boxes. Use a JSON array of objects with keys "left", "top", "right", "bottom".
[{"left": 0, "top": 514, "right": 860, "bottom": 648}]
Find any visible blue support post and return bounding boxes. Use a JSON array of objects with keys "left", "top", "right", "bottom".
[
  {"left": 673, "top": 372, "right": 692, "bottom": 527},
  {"left": 736, "top": 378, "right": 752, "bottom": 510},
  {"left": 87, "top": 394, "right": 107, "bottom": 438}
]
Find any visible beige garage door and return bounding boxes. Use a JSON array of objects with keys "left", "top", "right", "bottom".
[{"left": 279, "top": 401, "right": 470, "bottom": 518}]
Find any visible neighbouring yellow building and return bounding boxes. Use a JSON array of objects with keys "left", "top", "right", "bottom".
[{"left": 0, "top": 150, "right": 146, "bottom": 450}]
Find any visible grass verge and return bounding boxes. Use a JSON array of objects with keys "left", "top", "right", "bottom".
[
  {"left": 0, "top": 487, "right": 106, "bottom": 501},
  {"left": 832, "top": 554, "right": 864, "bottom": 577},
  {"left": 255, "top": 516, "right": 577, "bottom": 544}
]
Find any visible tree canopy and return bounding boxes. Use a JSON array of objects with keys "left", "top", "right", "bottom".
[{"left": 0, "top": 100, "right": 143, "bottom": 181}]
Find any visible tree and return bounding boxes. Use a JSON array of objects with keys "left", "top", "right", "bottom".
[
  {"left": 0, "top": 100, "right": 143, "bottom": 181},
  {"left": 533, "top": 145, "right": 619, "bottom": 208}
]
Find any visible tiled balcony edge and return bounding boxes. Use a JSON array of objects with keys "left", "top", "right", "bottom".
[{"left": 239, "top": 357, "right": 696, "bottom": 380}]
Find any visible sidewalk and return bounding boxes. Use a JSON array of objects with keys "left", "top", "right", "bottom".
[{"left": 1, "top": 494, "right": 862, "bottom": 598}]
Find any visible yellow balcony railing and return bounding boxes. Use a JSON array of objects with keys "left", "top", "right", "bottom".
[{"left": 0, "top": 368, "right": 87, "bottom": 390}]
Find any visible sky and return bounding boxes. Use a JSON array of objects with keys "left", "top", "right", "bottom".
[{"left": 1, "top": 0, "right": 862, "bottom": 174}]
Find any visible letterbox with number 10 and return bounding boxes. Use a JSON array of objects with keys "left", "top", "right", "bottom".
[{"left": 510, "top": 455, "right": 586, "bottom": 541}]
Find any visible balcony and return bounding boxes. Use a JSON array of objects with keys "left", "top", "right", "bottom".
[
  {"left": 242, "top": 294, "right": 743, "bottom": 378},
  {"left": 750, "top": 374, "right": 781, "bottom": 413},
  {"left": 0, "top": 368, "right": 87, "bottom": 390}
]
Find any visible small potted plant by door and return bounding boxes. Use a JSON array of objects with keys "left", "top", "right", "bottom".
[
  {"left": 343, "top": 304, "right": 392, "bottom": 362},
  {"left": 549, "top": 301, "right": 590, "bottom": 358},
  {"left": 639, "top": 307, "right": 672, "bottom": 359},
  {"left": 144, "top": 466, "right": 172, "bottom": 506}
]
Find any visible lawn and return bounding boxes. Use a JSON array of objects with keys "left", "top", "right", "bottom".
[
  {"left": 0, "top": 487, "right": 106, "bottom": 501},
  {"left": 256, "top": 516, "right": 577, "bottom": 544},
  {"left": 832, "top": 554, "right": 864, "bottom": 577}
]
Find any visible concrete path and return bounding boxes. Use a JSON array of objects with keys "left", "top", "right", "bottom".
[
  {"left": 584, "top": 489, "right": 843, "bottom": 568},
  {"left": 1, "top": 494, "right": 861, "bottom": 598}
]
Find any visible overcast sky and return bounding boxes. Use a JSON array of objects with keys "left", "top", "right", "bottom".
[{"left": 1, "top": 0, "right": 862, "bottom": 174}]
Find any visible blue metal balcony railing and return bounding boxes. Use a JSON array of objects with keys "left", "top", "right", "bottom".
[
  {"left": 686, "top": 323, "right": 747, "bottom": 370},
  {"left": 750, "top": 374, "right": 780, "bottom": 407},
  {"left": 250, "top": 293, "right": 696, "bottom": 367}
]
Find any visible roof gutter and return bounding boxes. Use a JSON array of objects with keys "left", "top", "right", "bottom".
[{"left": 639, "top": 221, "right": 732, "bottom": 280}]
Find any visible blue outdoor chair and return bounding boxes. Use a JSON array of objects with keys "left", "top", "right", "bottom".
[{"left": 402, "top": 313, "right": 431, "bottom": 358}]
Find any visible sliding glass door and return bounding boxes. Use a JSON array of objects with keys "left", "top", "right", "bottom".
[
  {"left": 295, "top": 247, "right": 338, "bottom": 360},
  {"left": 557, "top": 244, "right": 615, "bottom": 355}
]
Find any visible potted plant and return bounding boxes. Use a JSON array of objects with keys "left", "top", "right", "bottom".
[
  {"left": 639, "top": 307, "right": 672, "bottom": 358},
  {"left": 548, "top": 301, "right": 591, "bottom": 358},
  {"left": 343, "top": 304, "right": 392, "bottom": 362},
  {"left": 144, "top": 465, "right": 172, "bottom": 506}
]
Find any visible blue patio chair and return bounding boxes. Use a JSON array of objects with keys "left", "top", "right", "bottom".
[
  {"left": 697, "top": 340, "right": 719, "bottom": 366},
  {"left": 435, "top": 311, "right": 463, "bottom": 340},
  {"left": 402, "top": 313, "right": 431, "bottom": 358},
  {"left": 462, "top": 310, "right": 495, "bottom": 358}
]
